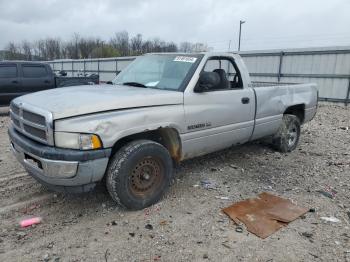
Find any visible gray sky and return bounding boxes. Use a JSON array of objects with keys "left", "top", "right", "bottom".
[{"left": 1, "top": 0, "right": 350, "bottom": 51}]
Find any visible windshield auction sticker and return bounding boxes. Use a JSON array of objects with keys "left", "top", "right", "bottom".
[{"left": 174, "top": 56, "right": 197, "bottom": 63}]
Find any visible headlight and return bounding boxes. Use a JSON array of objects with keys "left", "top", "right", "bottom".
[{"left": 54, "top": 132, "right": 102, "bottom": 150}]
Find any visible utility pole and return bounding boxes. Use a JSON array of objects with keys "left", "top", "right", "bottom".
[
  {"left": 238, "top": 20, "right": 245, "bottom": 52},
  {"left": 227, "top": 40, "right": 232, "bottom": 72}
]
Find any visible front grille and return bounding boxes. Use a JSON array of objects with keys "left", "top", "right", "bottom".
[
  {"left": 12, "top": 104, "right": 20, "bottom": 115},
  {"left": 23, "top": 124, "right": 47, "bottom": 140},
  {"left": 12, "top": 118, "right": 20, "bottom": 128},
  {"left": 23, "top": 110, "right": 46, "bottom": 126},
  {"left": 10, "top": 102, "right": 53, "bottom": 145}
]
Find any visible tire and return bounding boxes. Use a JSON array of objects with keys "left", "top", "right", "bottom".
[
  {"left": 106, "top": 140, "right": 173, "bottom": 210},
  {"left": 272, "top": 114, "right": 301, "bottom": 153}
]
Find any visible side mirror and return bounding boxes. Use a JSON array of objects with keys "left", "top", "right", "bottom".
[
  {"left": 59, "top": 70, "right": 67, "bottom": 76},
  {"left": 106, "top": 81, "right": 113, "bottom": 85},
  {"left": 194, "top": 71, "right": 220, "bottom": 92}
]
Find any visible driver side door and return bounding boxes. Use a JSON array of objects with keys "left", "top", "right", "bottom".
[{"left": 182, "top": 56, "right": 255, "bottom": 159}]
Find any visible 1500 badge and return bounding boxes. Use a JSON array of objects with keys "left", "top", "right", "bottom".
[{"left": 187, "top": 122, "right": 212, "bottom": 130}]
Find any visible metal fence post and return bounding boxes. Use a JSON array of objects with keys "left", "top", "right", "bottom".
[
  {"left": 71, "top": 60, "right": 74, "bottom": 77},
  {"left": 115, "top": 58, "right": 118, "bottom": 75},
  {"left": 97, "top": 60, "right": 100, "bottom": 75},
  {"left": 83, "top": 60, "right": 86, "bottom": 76},
  {"left": 277, "top": 51, "right": 284, "bottom": 82},
  {"left": 346, "top": 78, "right": 350, "bottom": 106},
  {"left": 61, "top": 61, "right": 63, "bottom": 72}
]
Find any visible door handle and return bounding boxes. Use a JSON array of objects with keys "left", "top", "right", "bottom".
[
  {"left": 44, "top": 80, "right": 50, "bottom": 84},
  {"left": 12, "top": 80, "right": 18, "bottom": 84},
  {"left": 241, "top": 97, "right": 250, "bottom": 104}
]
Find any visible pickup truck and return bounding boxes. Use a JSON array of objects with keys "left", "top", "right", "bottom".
[
  {"left": 0, "top": 61, "right": 99, "bottom": 106},
  {"left": 8, "top": 52, "right": 318, "bottom": 210}
]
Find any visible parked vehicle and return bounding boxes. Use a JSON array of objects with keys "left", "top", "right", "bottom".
[
  {"left": 8, "top": 52, "right": 318, "bottom": 210},
  {"left": 0, "top": 61, "right": 99, "bottom": 106}
]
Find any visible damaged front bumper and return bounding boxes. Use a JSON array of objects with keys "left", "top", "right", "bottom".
[{"left": 8, "top": 126, "right": 112, "bottom": 193}]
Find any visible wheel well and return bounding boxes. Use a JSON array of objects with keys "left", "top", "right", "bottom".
[
  {"left": 284, "top": 104, "right": 305, "bottom": 123},
  {"left": 111, "top": 128, "right": 182, "bottom": 163}
]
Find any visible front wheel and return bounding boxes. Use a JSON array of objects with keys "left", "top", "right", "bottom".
[
  {"left": 106, "top": 140, "right": 173, "bottom": 210},
  {"left": 272, "top": 114, "right": 301, "bottom": 153}
]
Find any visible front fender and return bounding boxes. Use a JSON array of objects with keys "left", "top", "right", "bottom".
[{"left": 54, "top": 105, "right": 185, "bottom": 148}]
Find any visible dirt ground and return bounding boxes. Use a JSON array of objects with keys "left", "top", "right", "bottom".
[{"left": 0, "top": 104, "right": 349, "bottom": 262}]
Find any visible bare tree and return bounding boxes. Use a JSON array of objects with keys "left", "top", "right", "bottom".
[
  {"left": 164, "top": 41, "right": 177, "bottom": 52},
  {"left": 21, "top": 41, "right": 32, "bottom": 60},
  {"left": 91, "top": 42, "right": 119, "bottom": 58},
  {"left": 110, "top": 31, "right": 129, "bottom": 56},
  {"left": 141, "top": 40, "right": 154, "bottom": 53},
  {"left": 36, "top": 40, "right": 48, "bottom": 60},
  {"left": 72, "top": 33, "right": 80, "bottom": 59},
  {"left": 179, "top": 42, "right": 193, "bottom": 53},
  {"left": 4, "top": 42, "right": 21, "bottom": 60},
  {"left": 60, "top": 43, "right": 68, "bottom": 59},
  {"left": 151, "top": 38, "right": 162, "bottom": 52},
  {"left": 78, "top": 37, "right": 99, "bottom": 58},
  {"left": 130, "top": 34, "right": 143, "bottom": 55},
  {"left": 63, "top": 41, "right": 76, "bottom": 59},
  {"left": 3, "top": 31, "right": 211, "bottom": 60},
  {"left": 32, "top": 40, "right": 43, "bottom": 60},
  {"left": 192, "top": 43, "right": 211, "bottom": 52},
  {"left": 45, "top": 38, "right": 61, "bottom": 60},
  {"left": 61, "top": 33, "right": 81, "bottom": 59}
]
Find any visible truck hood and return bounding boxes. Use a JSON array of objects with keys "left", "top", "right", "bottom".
[{"left": 15, "top": 84, "right": 183, "bottom": 119}]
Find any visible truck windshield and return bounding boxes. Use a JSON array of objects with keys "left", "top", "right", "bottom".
[{"left": 112, "top": 54, "right": 201, "bottom": 91}]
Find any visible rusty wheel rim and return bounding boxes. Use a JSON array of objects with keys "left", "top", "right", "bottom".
[
  {"left": 129, "top": 157, "right": 164, "bottom": 198},
  {"left": 287, "top": 122, "right": 298, "bottom": 147}
]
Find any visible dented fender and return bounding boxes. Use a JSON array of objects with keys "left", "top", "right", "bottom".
[{"left": 54, "top": 104, "right": 186, "bottom": 153}]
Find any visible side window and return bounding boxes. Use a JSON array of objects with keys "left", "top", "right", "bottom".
[
  {"left": 204, "top": 60, "right": 220, "bottom": 72},
  {"left": 22, "top": 65, "right": 48, "bottom": 78},
  {"left": 0, "top": 65, "right": 17, "bottom": 78},
  {"left": 203, "top": 58, "right": 243, "bottom": 90}
]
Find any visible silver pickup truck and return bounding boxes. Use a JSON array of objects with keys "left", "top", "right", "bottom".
[{"left": 8, "top": 52, "right": 318, "bottom": 209}]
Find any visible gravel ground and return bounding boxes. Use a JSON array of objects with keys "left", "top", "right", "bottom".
[{"left": 0, "top": 104, "right": 349, "bottom": 262}]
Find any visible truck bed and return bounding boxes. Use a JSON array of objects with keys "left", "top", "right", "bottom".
[
  {"left": 251, "top": 81, "right": 298, "bottom": 87},
  {"left": 250, "top": 81, "right": 318, "bottom": 140}
]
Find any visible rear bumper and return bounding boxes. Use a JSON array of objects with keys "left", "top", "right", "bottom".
[{"left": 8, "top": 126, "right": 111, "bottom": 193}]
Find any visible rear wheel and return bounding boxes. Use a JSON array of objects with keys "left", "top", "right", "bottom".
[
  {"left": 106, "top": 140, "right": 173, "bottom": 210},
  {"left": 272, "top": 114, "right": 301, "bottom": 153}
]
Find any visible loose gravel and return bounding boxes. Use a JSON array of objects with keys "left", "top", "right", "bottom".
[{"left": 0, "top": 104, "right": 349, "bottom": 262}]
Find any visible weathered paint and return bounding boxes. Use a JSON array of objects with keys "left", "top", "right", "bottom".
[{"left": 47, "top": 52, "right": 317, "bottom": 161}]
